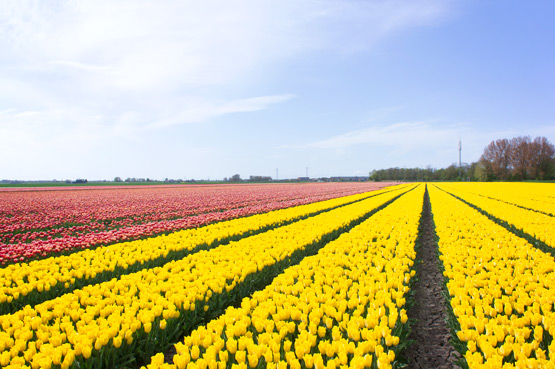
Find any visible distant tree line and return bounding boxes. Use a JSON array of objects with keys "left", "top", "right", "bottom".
[
  {"left": 370, "top": 136, "right": 555, "bottom": 182},
  {"left": 370, "top": 165, "right": 467, "bottom": 182}
]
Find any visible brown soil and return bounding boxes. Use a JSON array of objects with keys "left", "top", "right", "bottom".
[{"left": 404, "top": 187, "right": 461, "bottom": 369}]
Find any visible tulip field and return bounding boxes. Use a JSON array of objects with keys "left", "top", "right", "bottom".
[
  {"left": 0, "top": 183, "right": 391, "bottom": 265},
  {"left": 0, "top": 182, "right": 554, "bottom": 369},
  {"left": 429, "top": 183, "right": 555, "bottom": 369}
]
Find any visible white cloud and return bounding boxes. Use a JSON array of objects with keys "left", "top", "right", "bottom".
[
  {"left": 279, "top": 121, "right": 494, "bottom": 169},
  {"left": 48, "top": 60, "right": 111, "bottom": 73},
  {"left": 0, "top": 0, "right": 455, "bottom": 179},
  {"left": 0, "top": 0, "right": 453, "bottom": 125},
  {"left": 285, "top": 120, "right": 555, "bottom": 170},
  {"left": 487, "top": 125, "right": 555, "bottom": 141},
  {"left": 148, "top": 94, "right": 296, "bottom": 129},
  {"left": 301, "top": 0, "right": 455, "bottom": 53},
  {"left": 298, "top": 121, "right": 462, "bottom": 151},
  {"left": 1, "top": 0, "right": 453, "bottom": 92}
]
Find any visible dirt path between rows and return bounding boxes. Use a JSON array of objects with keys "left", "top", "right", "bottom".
[{"left": 404, "top": 187, "right": 461, "bottom": 369}]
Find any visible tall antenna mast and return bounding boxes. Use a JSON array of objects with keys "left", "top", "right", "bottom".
[{"left": 459, "top": 139, "right": 462, "bottom": 178}]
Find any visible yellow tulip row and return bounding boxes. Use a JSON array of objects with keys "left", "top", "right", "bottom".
[
  {"left": 0, "top": 185, "right": 414, "bottom": 369},
  {"left": 0, "top": 184, "right": 408, "bottom": 316},
  {"left": 437, "top": 183, "right": 555, "bottom": 248},
  {"left": 140, "top": 184, "right": 425, "bottom": 369},
  {"left": 439, "top": 182, "right": 555, "bottom": 216},
  {"left": 429, "top": 185, "right": 555, "bottom": 369}
]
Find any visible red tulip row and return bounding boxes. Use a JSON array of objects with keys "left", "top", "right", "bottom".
[
  {"left": 1, "top": 184, "right": 371, "bottom": 234},
  {"left": 0, "top": 183, "right": 392, "bottom": 264}
]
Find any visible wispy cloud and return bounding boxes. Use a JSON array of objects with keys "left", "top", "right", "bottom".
[
  {"left": 0, "top": 0, "right": 453, "bottom": 97},
  {"left": 277, "top": 120, "right": 494, "bottom": 168},
  {"left": 282, "top": 120, "right": 555, "bottom": 170},
  {"left": 148, "top": 94, "right": 296, "bottom": 129},
  {"left": 0, "top": 0, "right": 456, "bottom": 179},
  {"left": 487, "top": 125, "right": 555, "bottom": 140},
  {"left": 294, "top": 121, "right": 463, "bottom": 151},
  {"left": 48, "top": 60, "right": 111, "bottom": 73}
]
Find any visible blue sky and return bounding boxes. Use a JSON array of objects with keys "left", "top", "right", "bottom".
[{"left": 1, "top": 0, "right": 554, "bottom": 181}]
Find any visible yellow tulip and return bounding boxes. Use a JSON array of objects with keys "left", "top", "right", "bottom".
[
  {"left": 235, "top": 350, "right": 246, "bottom": 364},
  {"left": 191, "top": 345, "right": 200, "bottom": 360},
  {"left": 81, "top": 345, "right": 92, "bottom": 359},
  {"left": 247, "top": 353, "right": 258, "bottom": 368},
  {"left": 139, "top": 184, "right": 423, "bottom": 369},
  {"left": 430, "top": 184, "right": 555, "bottom": 368}
]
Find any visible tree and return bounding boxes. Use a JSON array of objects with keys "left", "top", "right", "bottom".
[
  {"left": 481, "top": 139, "right": 511, "bottom": 180},
  {"left": 368, "top": 135, "right": 554, "bottom": 182},
  {"left": 529, "top": 136, "right": 555, "bottom": 179},
  {"left": 230, "top": 174, "right": 242, "bottom": 182},
  {"left": 474, "top": 159, "right": 492, "bottom": 181},
  {"left": 441, "top": 164, "right": 459, "bottom": 181},
  {"left": 114, "top": 177, "right": 122, "bottom": 182},
  {"left": 509, "top": 136, "right": 532, "bottom": 180},
  {"left": 467, "top": 162, "right": 479, "bottom": 181},
  {"left": 479, "top": 136, "right": 555, "bottom": 181}
]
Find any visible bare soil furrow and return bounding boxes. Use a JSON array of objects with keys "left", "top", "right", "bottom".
[{"left": 404, "top": 187, "right": 461, "bottom": 369}]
